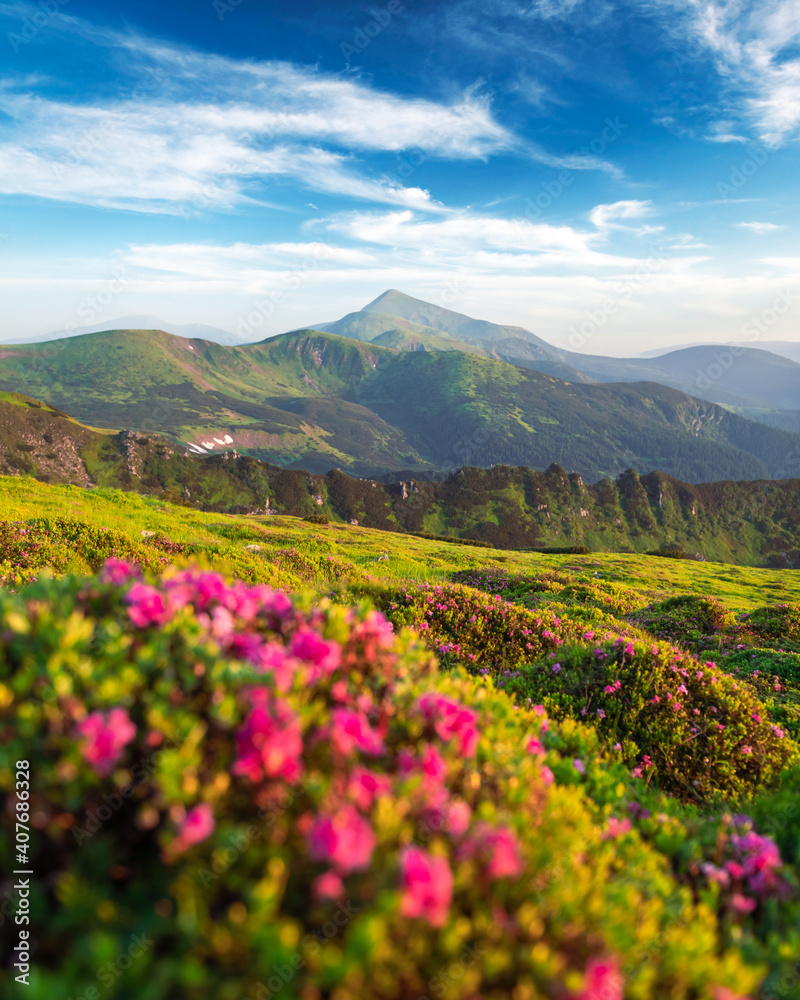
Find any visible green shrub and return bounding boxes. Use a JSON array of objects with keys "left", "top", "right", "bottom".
[
  {"left": 501, "top": 637, "right": 797, "bottom": 802},
  {"left": 0, "top": 564, "right": 768, "bottom": 999},
  {"left": 381, "top": 583, "right": 637, "bottom": 673},
  {"left": 738, "top": 604, "right": 800, "bottom": 652},
  {"left": 717, "top": 649, "right": 800, "bottom": 743},
  {"left": 627, "top": 594, "right": 737, "bottom": 654},
  {"left": 303, "top": 513, "right": 330, "bottom": 524}
]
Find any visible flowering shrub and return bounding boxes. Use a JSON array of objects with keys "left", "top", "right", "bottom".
[
  {"left": 0, "top": 563, "right": 771, "bottom": 999},
  {"left": 737, "top": 604, "right": 800, "bottom": 652},
  {"left": 627, "top": 594, "right": 738, "bottom": 655},
  {"left": 502, "top": 638, "right": 797, "bottom": 801},
  {"left": 451, "top": 568, "right": 647, "bottom": 617},
  {"left": 718, "top": 649, "right": 800, "bottom": 743},
  {"left": 382, "top": 583, "right": 637, "bottom": 672}
]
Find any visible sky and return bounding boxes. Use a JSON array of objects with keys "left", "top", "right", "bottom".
[{"left": 0, "top": 0, "right": 798, "bottom": 355}]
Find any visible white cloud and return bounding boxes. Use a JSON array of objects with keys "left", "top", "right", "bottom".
[
  {"left": 588, "top": 200, "right": 656, "bottom": 234},
  {"left": 736, "top": 221, "right": 786, "bottom": 235},
  {"left": 651, "top": 0, "right": 800, "bottom": 146}
]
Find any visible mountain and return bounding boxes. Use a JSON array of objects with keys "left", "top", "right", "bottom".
[
  {"left": 2, "top": 315, "right": 241, "bottom": 346},
  {"left": 1, "top": 326, "right": 800, "bottom": 483},
  {"left": 640, "top": 340, "right": 800, "bottom": 365},
  {"left": 0, "top": 397, "right": 799, "bottom": 566},
  {"left": 315, "top": 291, "right": 800, "bottom": 414}
]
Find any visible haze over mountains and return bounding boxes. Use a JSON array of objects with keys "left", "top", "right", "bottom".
[{"left": 1, "top": 289, "right": 799, "bottom": 485}]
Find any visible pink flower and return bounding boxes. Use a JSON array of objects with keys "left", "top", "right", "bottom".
[
  {"left": 76, "top": 708, "right": 137, "bottom": 776},
  {"left": 416, "top": 693, "right": 479, "bottom": 757},
  {"left": 289, "top": 628, "right": 341, "bottom": 681},
  {"left": 250, "top": 642, "right": 296, "bottom": 691},
  {"left": 446, "top": 800, "right": 472, "bottom": 837},
  {"left": 461, "top": 822, "right": 523, "bottom": 879},
  {"left": 573, "top": 758, "right": 586, "bottom": 775},
  {"left": 540, "top": 765, "right": 554, "bottom": 786},
  {"left": 347, "top": 767, "right": 391, "bottom": 811},
  {"left": 125, "top": 583, "right": 172, "bottom": 629},
  {"left": 100, "top": 558, "right": 141, "bottom": 586},
  {"left": 740, "top": 745, "right": 753, "bottom": 755},
  {"left": 327, "top": 708, "right": 384, "bottom": 757},
  {"left": 573, "top": 956, "right": 624, "bottom": 1000},
  {"left": 232, "top": 691, "right": 303, "bottom": 783},
  {"left": 398, "top": 847, "right": 453, "bottom": 927},
  {"left": 313, "top": 871, "right": 345, "bottom": 900},
  {"left": 603, "top": 817, "right": 632, "bottom": 840},
  {"left": 730, "top": 893, "right": 757, "bottom": 914},
  {"left": 174, "top": 803, "right": 215, "bottom": 853},
  {"left": 308, "top": 805, "right": 375, "bottom": 874},
  {"left": 527, "top": 737, "right": 545, "bottom": 757}
]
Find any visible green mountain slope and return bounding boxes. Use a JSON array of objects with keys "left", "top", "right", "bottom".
[
  {"left": 0, "top": 398, "right": 799, "bottom": 566},
  {"left": 2, "top": 326, "right": 800, "bottom": 482},
  {"left": 320, "top": 290, "right": 800, "bottom": 413}
]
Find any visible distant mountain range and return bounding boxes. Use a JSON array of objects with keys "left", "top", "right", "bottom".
[
  {"left": 4, "top": 315, "right": 242, "bottom": 346},
  {"left": 639, "top": 340, "right": 800, "bottom": 365},
  {"left": 1, "top": 390, "right": 799, "bottom": 567},
  {"left": 1, "top": 290, "right": 800, "bottom": 482},
  {"left": 309, "top": 290, "right": 800, "bottom": 417}
]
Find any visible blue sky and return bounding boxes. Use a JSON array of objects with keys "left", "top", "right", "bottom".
[{"left": 0, "top": 0, "right": 798, "bottom": 353}]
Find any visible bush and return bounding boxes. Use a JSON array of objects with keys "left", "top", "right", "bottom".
[
  {"left": 737, "top": 604, "right": 800, "bottom": 652},
  {"left": 303, "top": 514, "right": 329, "bottom": 525},
  {"left": 717, "top": 649, "right": 800, "bottom": 743},
  {"left": 451, "top": 569, "right": 648, "bottom": 618},
  {"left": 381, "top": 583, "right": 637, "bottom": 673},
  {"left": 0, "top": 563, "right": 769, "bottom": 999},
  {"left": 645, "top": 546, "right": 692, "bottom": 559},
  {"left": 530, "top": 545, "right": 592, "bottom": 555},
  {"left": 627, "top": 594, "right": 737, "bottom": 655},
  {"left": 501, "top": 637, "right": 797, "bottom": 802}
]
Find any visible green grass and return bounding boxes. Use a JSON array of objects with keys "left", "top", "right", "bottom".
[{"left": 2, "top": 475, "right": 799, "bottom": 610}]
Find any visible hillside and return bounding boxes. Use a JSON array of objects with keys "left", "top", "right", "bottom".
[
  {"left": 2, "top": 327, "right": 800, "bottom": 482},
  {"left": 317, "top": 290, "right": 800, "bottom": 415},
  {"left": 0, "top": 398, "right": 799, "bottom": 565}
]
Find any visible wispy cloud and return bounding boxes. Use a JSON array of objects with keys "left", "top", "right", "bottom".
[
  {"left": 736, "top": 221, "right": 786, "bottom": 235},
  {"left": 648, "top": 0, "right": 800, "bottom": 146}
]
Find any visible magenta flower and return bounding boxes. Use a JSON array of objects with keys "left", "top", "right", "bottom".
[
  {"left": 461, "top": 822, "right": 523, "bottom": 879},
  {"left": 174, "top": 803, "right": 215, "bottom": 853},
  {"left": 250, "top": 641, "right": 296, "bottom": 692},
  {"left": 100, "top": 558, "right": 141, "bottom": 586},
  {"left": 125, "top": 583, "right": 173, "bottom": 629},
  {"left": 572, "top": 956, "right": 624, "bottom": 1000},
  {"left": 603, "top": 817, "right": 632, "bottom": 840},
  {"left": 398, "top": 846, "right": 453, "bottom": 927},
  {"left": 76, "top": 707, "right": 137, "bottom": 776},
  {"left": 232, "top": 691, "right": 303, "bottom": 783},
  {"left": 416, "top": 693, "right": 479, "bottom": 757},
  {"left": 312, "top": 871, "right": 345, "bottom": 900},
  {"left": 347, "top": 767, "right": 391, "bottom": 811},
  {"left": 327, "top": 708, "right": 385, "bottom": 757},
  {"left": 289, "top": 628, "right": 341, "bottom": 681},
  {"left": 307, "top": 805, "right": 375, "bottom": 874},
  {"left": 446, "top": 800, "right": 472, "bottom": 837}
]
